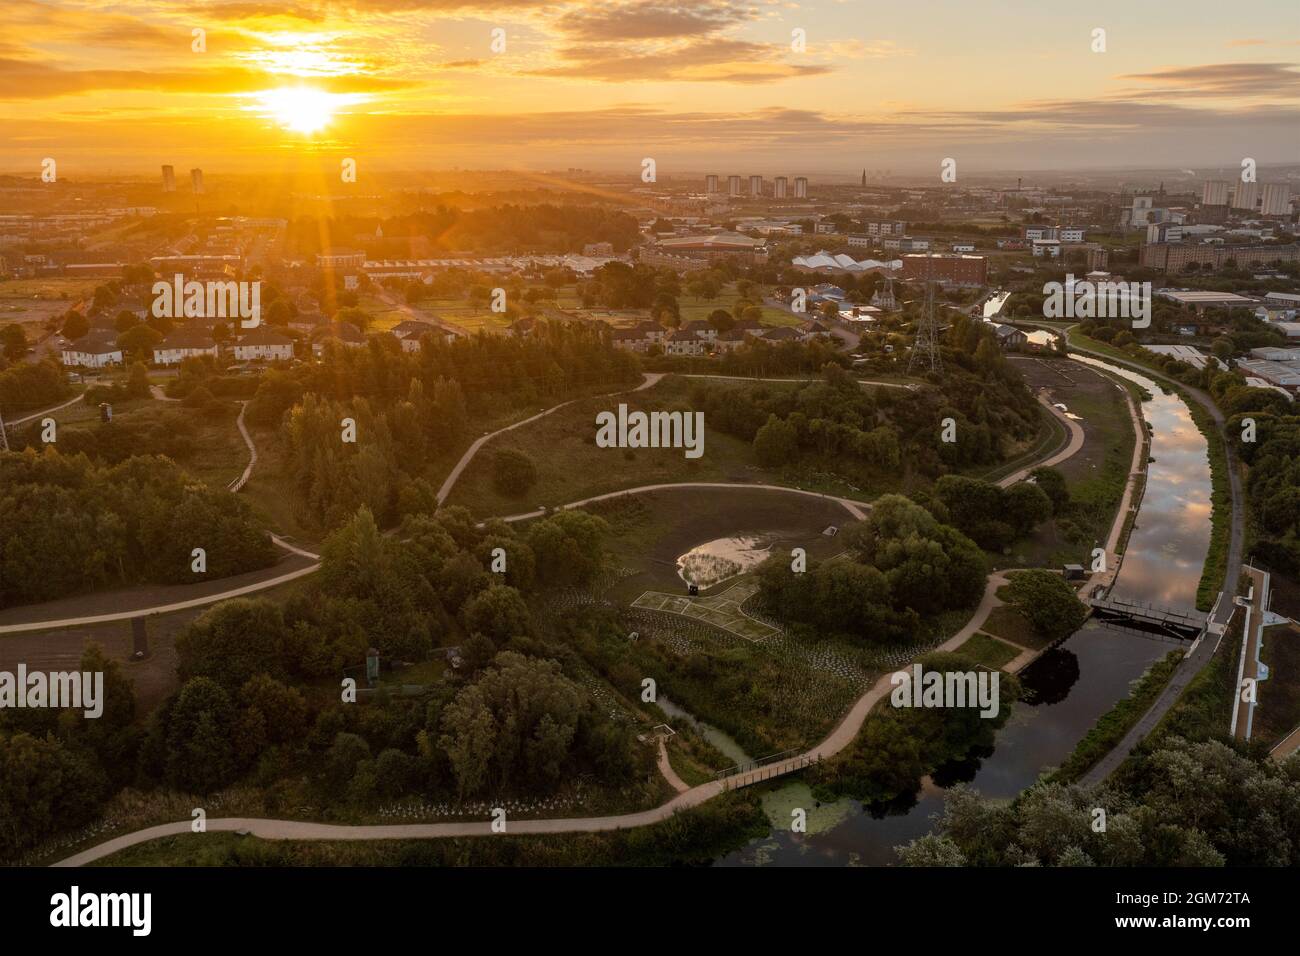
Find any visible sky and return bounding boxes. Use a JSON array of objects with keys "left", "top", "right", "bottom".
[{"left": 1, "top": 0, "right": 1298, "bottom": 177}]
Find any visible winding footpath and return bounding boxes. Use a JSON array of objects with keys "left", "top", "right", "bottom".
[
  {"left": 227, "top": 401, "right": 257, "bottom": 493},
  {"left": 0, "top": 369, "right": 1003, "bottom": 639},
  {"left": 50, "top": 387, "right": 1087, "bottom": 866},
  {"left": 3, "top": 392, "right": 84, "bottom": 428}
]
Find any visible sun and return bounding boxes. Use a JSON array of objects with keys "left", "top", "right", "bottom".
[{"left": 252, "top": 87, "right": 344, "bottom": 135}]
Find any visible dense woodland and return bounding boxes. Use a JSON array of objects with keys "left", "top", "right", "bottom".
[
  {"left": 899, "top": 736, "right": 1300, "bottom": 866},
  {"left": 247, "top": 324, "right": 639, "bottom": 529},
  {"left": 757, "top": 495, "right": 987, "bottom": 644},
  {"left": 285, "top": 204, "right": 642, "bottom": 258},
  {"left": 0, "top": 504, "right": 652, "bottom": 861},
  {"left": 0, "top": 451, "right": 275, "bottom": 608}
]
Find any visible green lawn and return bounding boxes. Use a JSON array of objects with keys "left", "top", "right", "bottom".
[
  {"left": 981, "top": 605, "right": 1054, "bottom": 650},
  {"left": 954, "top": 633, "right": 1021, "bottom": 670},
  {"left": 442, "top": 376, "right": 866, "bottom": 517}
]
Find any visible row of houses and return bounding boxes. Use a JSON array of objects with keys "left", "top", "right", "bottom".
[{"left": 60, "top": 318, "right": 456, "bottom": 369}]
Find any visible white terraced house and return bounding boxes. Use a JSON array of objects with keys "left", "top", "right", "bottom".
[
  {"left": 61, "top": 330, "right": 123, "bottom": 368},
  {"left": 231, "top": 327, "right": 295, "bottom": 362},
  {"left": 152, "top": 329, "right": 218, "bottom": 366}
]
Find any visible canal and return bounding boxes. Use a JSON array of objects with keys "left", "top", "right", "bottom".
[{"left": 718, "top": 357, "right": 1214, "bottom": 866}]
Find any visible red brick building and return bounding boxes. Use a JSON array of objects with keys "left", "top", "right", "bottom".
[{"left": 900, "top": 253, "right": 988, "bottom": 286}]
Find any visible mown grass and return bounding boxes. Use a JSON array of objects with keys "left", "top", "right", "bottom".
[{"left": 955, "top": 633, "right": 1020, "bottom": 670}]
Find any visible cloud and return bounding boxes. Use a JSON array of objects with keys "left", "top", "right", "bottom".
[
  {"left": 1114, "top": 62, "right": 1300, "bottom": 99},
  {"left": 0, "top": 57, "right": 415, "bottom": 99},
  {"left": 554, "top": 2, "right": 754, "bottom": 41},
  {"left": 528, "top": 38, "right": 832, "bottom": 83}
]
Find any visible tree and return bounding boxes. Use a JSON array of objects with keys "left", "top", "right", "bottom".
[
  {"left": 439, "top": 652, "right": 584, "bottom": 796},
  {"left": 895, "top": 834, "right": 967, "bottom": 867},
  {"left": 322, "top": 732, "right": 371, "bottom": 792},
  {"left": 61, "top": 311, "right": 89, "bottom": 341},
  {"left": 125, "top": 361, "right": 151, "bottom": 399},
  {"left": 117, "top": 323, "right": 162, "bottom": 359},
  {"left": 526, "top": 511, "right": 609, "bottom": 586},
  {"left": 706, "top": 308, "right": 735, "bottom": 332},
  {"left": 0, "top": 324, "right": 25, "bottom": 361},
  {"left": 1028, "top": 467, "right": 1069, "bottom": 515},
  {"left": 1003, "top": 570, "right": 1088, "bottom": 642},
  {"left": 753, "top": 414, "right": 798, "bottom": 466},
  {"left": 165, "top": 678, "right": 237, "bottom": 794},
  {"left": 176, "top": 599, "right": 290, "bottom": 692},
  {"left": 491, "top": 448, "right": 538, "bottom": 496},
  {"left": 461, "top": 584, "right": 532, "bottom": 646},
  {"left": 1003, "top": 481, "right": 1053, "bottom": 537}
]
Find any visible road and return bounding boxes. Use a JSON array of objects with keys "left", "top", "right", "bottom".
[{"left": 1070, "top": 337, "right": 1246, "bottom": 788}]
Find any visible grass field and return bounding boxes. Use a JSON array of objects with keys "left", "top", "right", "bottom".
[
  {"left": 996, "top": 355, "right": 1141, "bottom": 570},
  {"left": 442, "top": 375, "right": 868, "bottom": 517},
  {"left": 0, "top": 277, "right": 99, "bottom": 300},
  {"left": 954, "top": 632, "right": 1021, "bottom": 670},
  {"left": 1255, "top": 623, "right": 1300, "bottom": 749},
  {"left": 981, "top": 605, "right": 1055, "bottom": 650}
]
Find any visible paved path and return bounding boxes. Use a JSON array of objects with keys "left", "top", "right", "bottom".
[
  {"left": 498, "top": 481, "right": 874, "bottom": 524},
  {"left": 4, "top": 393, "right": 83, "bottom": 427},
  {"left": 1070, "top": 337, "right": 1246, "bottom": 788},
  {"left": 994, "top": 393, "right": 1085, "bottom": 488},
  {"left": 54, "top": 570, "right": 1027, "bottom": 866},
  {"left": 1231, "top": 566, "right": 1268, "bottom": 741},
  {"left": 656, "top": 739, "right": 690, "bottom": 794},
  {"left": 680, "top": 373, "right": 916, "bottom": 391},
  {"left": 227, "top": 402, "right": 257, "bottom": 493},
  {"left": 436, "top": 373, "right": 664, "bottom": 505}
]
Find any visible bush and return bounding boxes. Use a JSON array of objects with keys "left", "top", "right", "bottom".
[
  {"left": 491, "top": 448, "right": 538, "bottom": 496},
  {"left": 1003, "top": 570, "right": 1089, "bottom": 643}
]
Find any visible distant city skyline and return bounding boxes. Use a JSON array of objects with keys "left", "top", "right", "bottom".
[{"left": 1, "top": 0, "right": 1298, "bottom": 175}]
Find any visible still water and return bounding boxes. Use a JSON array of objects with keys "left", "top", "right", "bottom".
[{"left": 718, "top": 358, "right": 1214, "bottom": 866}]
